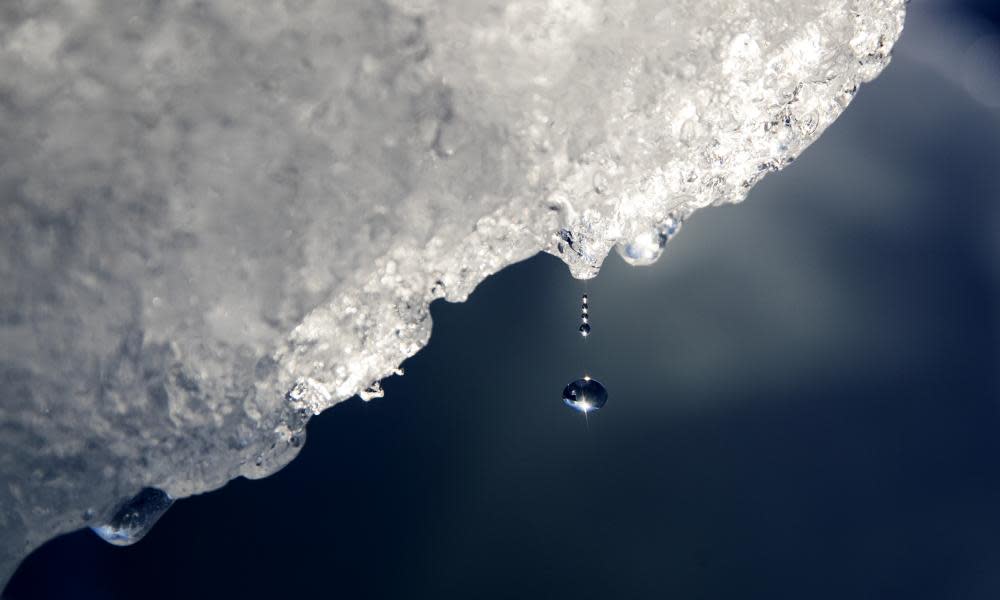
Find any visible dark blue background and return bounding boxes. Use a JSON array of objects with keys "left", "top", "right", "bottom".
[{"left": 6, "top": 2, "right": 1000, "bottom": 598}]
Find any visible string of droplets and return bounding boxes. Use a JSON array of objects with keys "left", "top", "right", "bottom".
[
  {"left": 579, "top": 294, "right": 590, "bottom": 337},
  {"left": 562, "top": 292, "right": 607, "bottom": 414}
]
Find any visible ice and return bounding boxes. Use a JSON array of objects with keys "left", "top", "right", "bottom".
[{"left": 0, "top": 0, "right": 905, "bottom": 585}]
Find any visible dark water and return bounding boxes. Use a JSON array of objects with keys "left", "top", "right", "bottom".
[{"left": 7, "top": 11, "right": 1000, "bottom": 600}]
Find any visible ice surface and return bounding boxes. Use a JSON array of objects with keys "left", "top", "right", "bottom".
[{"left": 0, "top": 0, "right": 905, "bottom": 584}]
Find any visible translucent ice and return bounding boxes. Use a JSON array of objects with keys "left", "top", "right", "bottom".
[{"left": 0, "top": 0, "right": 905, "bottom": 584}]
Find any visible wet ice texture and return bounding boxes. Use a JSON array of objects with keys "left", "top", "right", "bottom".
[{"left": 0, "top": 0, "right": 904, "bottom": 584}]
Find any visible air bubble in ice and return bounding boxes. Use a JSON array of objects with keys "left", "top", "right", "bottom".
[
  {"left": 592, "top": 171, "right": 609, "bottom": 194},
  {"left": 91, "top": 487, "right": 174, "bottom": 547}
]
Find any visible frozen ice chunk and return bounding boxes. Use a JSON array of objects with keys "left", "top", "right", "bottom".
[{"left": 0, "top": 0, "right": 905, "bottom": 584}]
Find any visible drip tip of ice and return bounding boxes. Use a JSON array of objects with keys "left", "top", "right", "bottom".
[{"left": 91, "top": 488, "right": 174, "bottom": 547}]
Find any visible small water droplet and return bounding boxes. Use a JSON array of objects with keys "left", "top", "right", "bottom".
[
  {"left": 616, "top": 216, "right": 684, "bottom": 266},
  {"left": 618, "top": 230, "right": 666, "bottom": 266},
  {"left": 562, "top": 378, "right": 608, "bottom": 413},
  {"left": 578, "top": 294, "right": 592, "bottom": 335},
  {"left": 91, "top": 488, "right": 173, "bottom": 546}
]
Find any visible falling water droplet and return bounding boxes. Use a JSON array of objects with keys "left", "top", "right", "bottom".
[
  {"left": 564, "top": 293, "right": 607, "bottom": 414},
  {"left": 91, "top": 487, "right": 174, "bottom": 546},
  {"left": 562, "top": 377, "right": 608, "bottom": 413}
]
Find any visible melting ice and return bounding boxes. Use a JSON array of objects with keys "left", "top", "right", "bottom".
[{"left": 0, "top": 0, "right": 906, "bottom": 584}]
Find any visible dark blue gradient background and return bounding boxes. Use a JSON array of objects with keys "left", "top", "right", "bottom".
[{"left": 6, "top": 1, "right": 1000, "bottom": 598}]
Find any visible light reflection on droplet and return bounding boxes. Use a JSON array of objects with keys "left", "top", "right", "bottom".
[
  {"left": 562, "top": 377, "right": 608, "bottom": 413},
  {"left": 616, "top": 215, "right": 683, "bottom": 266}
]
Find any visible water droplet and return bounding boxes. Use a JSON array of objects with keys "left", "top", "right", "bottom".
[
  {"left": 578, "top": 294, "right": 592, "bottom": 334},
  {"left": 91, "top": 487, "right": 173, "bottom": 546},
  {"left": 617, "top": 230, "right": 666, "bottom": 266},
  {"left": 562, "top": 377, "right": 608, "bottom": 413},
  {"left": 616, "top": 216, "right": 684, "bottom": 266}
]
